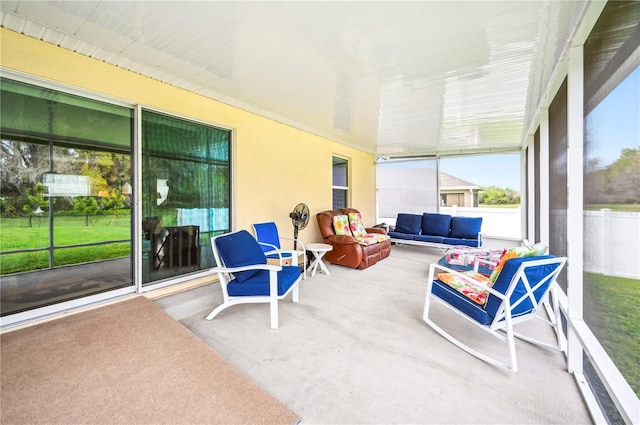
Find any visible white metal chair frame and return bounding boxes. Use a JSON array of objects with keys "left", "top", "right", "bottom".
[
  {"left": 257, "top": 238, "right": 307, "bottom": 280},
  {"left": 252, "top": 223, "right": 307, "bottom": 279},
  {"left": 423, "top": 256, "right": 567, "bottom": 372},
  {"left": 206, "top": 232, "right": 301, "bottom": 329}
]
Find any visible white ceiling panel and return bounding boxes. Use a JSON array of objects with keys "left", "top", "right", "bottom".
[{"left": 0, "top": 0, "right": 589, "bottom": 157}]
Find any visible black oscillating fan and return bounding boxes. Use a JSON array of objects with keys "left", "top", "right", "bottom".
[{"left": 289, "top": 203, "right": 309, "bottom": 250}]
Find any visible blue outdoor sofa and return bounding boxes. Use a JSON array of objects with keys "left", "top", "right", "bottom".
[{"left": 388, "top": 213, "right": 482, "bottom": 249}]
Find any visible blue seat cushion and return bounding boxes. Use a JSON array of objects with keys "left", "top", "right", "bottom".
[
  {"left": 413, "top": 234, "right": 445, "bottom": 244},
  {"left": 266, "top": 252, "right": 293, "bottom": 260},
  {"left": 394, "top": 213, "right": 422, "bottom": 234},
  {"left": 443, "top": 237, "right": 480, "bottom": 247},
  {"left": 422, "top": 213, "right": 451, "bottom": 236},
  {"left": 448, "top": 216, "right": 482, "bottom": 239},
  {"left": 388, "top": 231, "right": 417, "bottom": 240},
  {"left": 215, "top": 230, "right": 267, "bottom": 283},
  {"left": 485, "top": 255, "right": 556, "bottom": 320},
  {"left": 227, "top": 265, "right": 301, "bottom": 296},
  {"left": 431, "top": 279, "right": 492, "bottom": 325}
]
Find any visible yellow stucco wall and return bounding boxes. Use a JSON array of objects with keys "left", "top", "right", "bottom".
[{"left": 0, "top": 29, "right": 378, "bottom": 243}]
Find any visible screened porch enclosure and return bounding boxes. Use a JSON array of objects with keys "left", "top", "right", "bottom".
[{"left": 0, "top": 0, "right": 638, "bottom": 423}]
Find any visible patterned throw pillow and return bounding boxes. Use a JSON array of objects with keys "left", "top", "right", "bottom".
[
  {"left": 489, "top": 243, "right": 548, "bottom": 283},
  {"left": 371, "top": 233, "right": 390, "bottom": 243},
  {"left": 437, "top": 271, "right": 491, "bottom": 305},
  {"left": 355, "top": 235, "right": 378, "bottom": 246},
  {"left": 332, "top": 214, "right": 352, "bottom": 236},
  {"left": 348, "top": 212, "right": 368, "bottom": 238},
  {"left": 354, "top": 233, "right": 391, "bottom": 246}
]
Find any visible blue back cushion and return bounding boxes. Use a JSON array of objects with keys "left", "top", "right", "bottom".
[
  {"left": 215, "top": 230, "right": 266, "bottom": 282},
  {"left": 394, "top": 213, "right": 422, "bottom": 234},
  {"left": 485, "top": 255, "right": 557, "bottom": 320},
  {"left": 253, "top": 222, "right": 281, "bottom": 253},
  {"left": 421, "top": 213, "right": 451, "bottom": 236},
  {"left": 448, "top": 216, "right": 482, "bottom": 239}
]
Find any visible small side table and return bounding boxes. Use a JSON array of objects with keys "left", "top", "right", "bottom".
[{"left": 306, "top": 243, "right": 333, "bottom": 277}]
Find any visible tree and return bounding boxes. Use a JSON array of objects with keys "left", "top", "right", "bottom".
[
  {"left": 1, "top": 140, "right": 50, "bottom": 198},
  {"left": 479, "top": 186, "right": 520, "bottom": 205},
  {"left": 22, "top": 182, "right": 48, "bottom": 215},
  {"left": 73, "top": 197, "right": 100, "bottom": 226},
  {"left": 585, "top": 147, "right": 640, "bottom": 205},
  {"left": 102, "top": 189, "right": 126, "bottom": 211}
]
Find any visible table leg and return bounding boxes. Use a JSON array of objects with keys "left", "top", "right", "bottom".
[
  {"left": 310, "top": 251, "right": 330, "bottom": 277},
  {"left": 318, "top": 256, "right": 331, "bottom": 275}
]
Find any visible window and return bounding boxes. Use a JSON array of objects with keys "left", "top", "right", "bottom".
[
  {"left": 440, "top": 153, "right": 522, "bottom": 239},
  {"left": 332, "top": 156, "right": 348, "bottom": 210},
  {"left": 583, "top": 0, "right": 640, "bottom": 414},
  {"left": 141, "top": 110, "right": 231, "bottom": 285},
  {"left": 376, "top": 158, "right": 438, "bottom": 219}
]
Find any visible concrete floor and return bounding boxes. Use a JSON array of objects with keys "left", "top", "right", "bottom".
[{"left": 155, "top": 245, "right": 593, "bottom": 424}]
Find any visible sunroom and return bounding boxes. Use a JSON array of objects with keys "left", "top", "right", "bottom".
[{"left": 0, "top": 1, "right": 638, "bottom": 424}]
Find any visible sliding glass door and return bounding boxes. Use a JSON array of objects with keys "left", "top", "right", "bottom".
[
  {"left": 0, "top": 78, "right": 134, "bottom": 316},
  {"left": 141, "top": 110, "right": 231, "bottom": 285}
]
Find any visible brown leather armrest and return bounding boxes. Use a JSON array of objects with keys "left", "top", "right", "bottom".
[
  {"left": 365, "top": 227, "right": 387, "bottom": 235},
  {"left": 327, "top": 234, "right": 358, "bottom": 245}
]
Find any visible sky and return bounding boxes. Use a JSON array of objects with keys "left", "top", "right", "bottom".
[
  {"left": 586, "top": 66, "right": 640, "bottom": 166},
  {"left": 439, "top": 153, "right": 521, "bottom": 190}
]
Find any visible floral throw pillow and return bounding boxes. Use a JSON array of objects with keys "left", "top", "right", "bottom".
[
  {"left": 371, "top": 233, "right": 390, "bottom": 243},
  {"left": 355, "top": 235, "right": 378, "bottom": 246},
  {"left": 332, "top": 214, "right": 352, "bottom": 236},
  {"left": 437, "top": 271, "right": 491, "bottom": 305},
  {"left": 489, "top": 243, "right": 549, "bottom": 283},
  {"left": 348, "top": 212, "right": 368, "bottom": 238}
]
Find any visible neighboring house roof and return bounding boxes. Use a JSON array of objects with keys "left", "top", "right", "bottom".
[{"left": 439, "top": 172, "right": 481, "bottom": 190}]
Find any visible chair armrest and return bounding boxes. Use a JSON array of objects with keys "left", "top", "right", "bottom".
[
  {"left": 258, "top": 241, "right": 279, "bottom": 251},
  {"left": 365, "top": 227, "right": 387, "bottom": 235},
  {"left": 259, "top": 241, "right": 286, "bottom": 261},
  {"left": 427, "top": 263, "right": 505, "bottom": 300},
  {"left": 279, "top": 236, "right": 306, "bottom": 252},
  {"left": 210, "top": 264, "right": 282, "bottom": 273},
  {"left": 268, "top": 249, "right": 304, "bottom": 257},
  {"left": 473, "top": 257, "right": 497, "bottom": 273},
  {"left": 326, "top": 234, "right": 358, "bottom": 245}
]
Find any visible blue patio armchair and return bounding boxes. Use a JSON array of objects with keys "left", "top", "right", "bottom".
[
  {"left": 423, "top": 255, "right": 567, "bottom": 372},
  {"left": 252, "top": 222, "right": 306, "bottom": 279},
  {"left": 207, "top": 230, "right": 302, "bottom": 329}
]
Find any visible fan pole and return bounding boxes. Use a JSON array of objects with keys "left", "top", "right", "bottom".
[{"left": 293, "top": 226, "right": 299, "bottom": 250}]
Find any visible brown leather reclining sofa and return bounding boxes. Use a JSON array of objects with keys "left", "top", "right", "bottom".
[{"left": 316, "top": 208, "right": 391, "bottom": 270}]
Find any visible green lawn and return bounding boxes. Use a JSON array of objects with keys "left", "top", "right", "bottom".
[
  {"left": 584, "top": 272, "right": 640, "bottom": 398},
  {"left": 1, "top": 215, "right": 131, "bottom": 274}
]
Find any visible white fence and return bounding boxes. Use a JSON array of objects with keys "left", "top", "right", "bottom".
[
  {"left": 379, "top": 207, "right": 640, "bottom": 279},
  {"left": 583, "top": 209, "right": 640, "bottom": 279}
]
